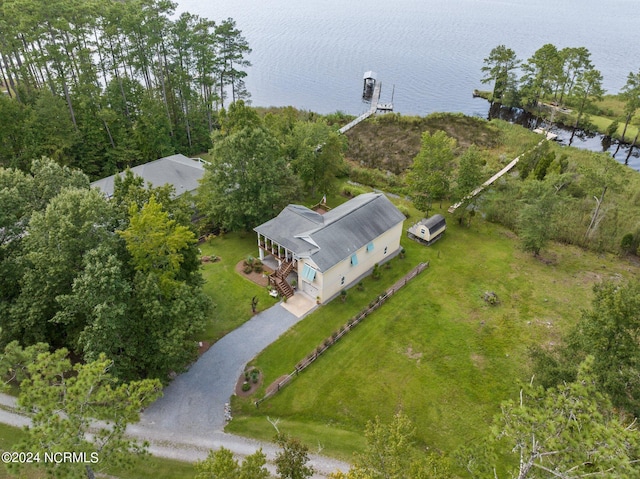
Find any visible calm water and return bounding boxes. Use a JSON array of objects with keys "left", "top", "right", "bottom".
[
  {"left": 177, "top": 0, "right": 639, "bottom": 116},
  {"left": 176, "top": 0, "right": 640, "bottom": 169}
]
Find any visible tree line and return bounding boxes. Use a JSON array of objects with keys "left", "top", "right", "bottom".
[
  {"left": 0, "top": 0, "right": 250, "bottom": 177},
  {"left": 481, "top": 44, "right": 640, "bottom": 150},
  {"left": 0, "top": 159, "right": 212, "bottom": 382}
]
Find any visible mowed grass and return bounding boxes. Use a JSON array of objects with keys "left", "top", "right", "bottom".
[
  {"left": 198, "top": 232, "right": 279, "bottom": 341},
  {"left": 227, "top": 212, "right": 635, "bottom": 464}
]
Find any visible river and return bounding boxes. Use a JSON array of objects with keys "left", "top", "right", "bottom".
[{"left": 175, "top": 0, "right": 640, "bottom": 169}]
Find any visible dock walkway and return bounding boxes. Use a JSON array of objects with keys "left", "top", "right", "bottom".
[
  {"left": 448, "top": 138, "right": 548, "bottom": 213},
  {"left": 339, "top": 81, "right": 386, "bottom": 134}
]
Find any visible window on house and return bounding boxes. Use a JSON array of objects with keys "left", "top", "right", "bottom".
[
  {"left": 302, "top": 264, "right": 317, "bottom": 281},
  {"left": 341, "top": 276, "right": 345, "bottom": 285},
  {"left": 367, "top": 242, "right": 374, "bottom": 252},
  {"left": 384, "top": 246, "right": 388, "bottom": 255},
  {"left": 351, "top": 254, "right": 358, "bottom": 266}
]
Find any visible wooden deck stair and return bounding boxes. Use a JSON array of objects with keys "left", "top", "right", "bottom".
[
  {"left": 275, "top": 261, "right": 294, "bottom": 279},
  {"left": 270, "top": 261, "right": 295, "bottom": 299},
  {"left": 274, "top": 276, "right": 294, "bottom": 299}
]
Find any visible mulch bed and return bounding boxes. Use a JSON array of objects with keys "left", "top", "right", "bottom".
[
  {"left": 235, "top": 260, "right": 273, "bottom": 288},
  {"left": 235, "top": 368, "right": 264, "bottom": 397}
]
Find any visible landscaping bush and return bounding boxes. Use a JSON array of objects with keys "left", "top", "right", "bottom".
[
  {"left": 372, "top": 263, "right": 381, "bottom": 280},
  {"left": 398, "top": 205, "right": 411, "bottom": 218},
  {"left": 253, "top": 261, "right": 263, "bottom": 273}
]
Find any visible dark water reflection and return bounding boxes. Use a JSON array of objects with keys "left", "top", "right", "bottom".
[{"left": 486, "top": 103, "right": 640, "bottom": 173}]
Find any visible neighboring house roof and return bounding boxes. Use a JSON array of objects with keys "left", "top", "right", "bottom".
[
  {"left": 255, "top": 193, "right": 405, "bottom": 271},
  {"left": 90, "top": 154, "right": 206, "bottom": 198}
]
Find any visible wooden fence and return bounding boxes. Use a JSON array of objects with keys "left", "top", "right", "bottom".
[{"left": 255, "top": 261, "right": 430, "bottom": 407}]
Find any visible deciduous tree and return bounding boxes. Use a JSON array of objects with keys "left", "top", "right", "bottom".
[
  {"left": 199, "top": 115, "right": 299, "bottom": 231},
  {"left": 288, "top": 121, "right": 347, "bottom": 197},
  {"left": 195, "top": 447, "right": 270, "bottom": 479},
  {"left": 8, "top": 187, "right": 113, "bottom": 347},
  {"left": 331, "top": 412, "right": 451, "bottom": 479},
  {"left": 274, "top": 433, "right": 315, "bottom": 479},
  {"left": 517, "top": 181, "right": 556, "bottom": 256},
  {"left": 407, "top": 130, "right": 455, "bottom": 214},
  {"left": 118, "top": 195, "right": 196, "bottom": 293}
]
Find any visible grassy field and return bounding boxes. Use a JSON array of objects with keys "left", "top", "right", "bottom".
[{"left": 226, "top": 205, "right": 637, "bottom": 469}]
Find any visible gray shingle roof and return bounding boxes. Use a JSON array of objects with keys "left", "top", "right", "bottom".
[
  {"left": 255, "top": 193, "right": 405, "bottom": 271},
  {"left": 415, "top": 214, "right": 446, "bottom": 233},
  {"left": 90, "top": 154, "right": 205, "bottom": 198}
]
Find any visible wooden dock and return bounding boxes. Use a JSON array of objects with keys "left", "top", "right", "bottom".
[
  {"left": 448, "top": 138, "right": 547, "bottom": 214},
  {"left": 339, "top": 81, "right": 391, "bottom": 134}
]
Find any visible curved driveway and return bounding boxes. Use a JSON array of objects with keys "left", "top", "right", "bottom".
[
  {"left": 140, "top": 303, "right": 301, "bottom": 434},
  {"left": 0, "top": 301, "right": 351, "bottom": 476}
]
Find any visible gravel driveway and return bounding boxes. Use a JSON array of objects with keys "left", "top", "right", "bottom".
[
  {"left": 0, "top": 302, "right": 351, "bottom": 477},
  {"left": 140, "top": 303, "right": 302, "bottom": 434}
]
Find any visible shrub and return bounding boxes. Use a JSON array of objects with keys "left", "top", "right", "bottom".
[
  {"left": 372, "top": 263, "right": 381, "bottom": 280},
  {"left": 243, "top": 265, "right": 253, "bottom": 274},
  {"left": 242, "top": 382, "right": 251, "bottom": 392},
  {"left": 483, "top": 291, "right": 500, "bottom": 306},
  {"left": 398, "top": 205, "right": 411, "bottom": 218}
]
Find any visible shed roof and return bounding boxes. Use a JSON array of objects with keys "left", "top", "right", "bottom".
[
  {"left": 414, "top": 214, "right": 446, "bottom": 232},
  {"left": 255, "top": 193, "right": 405, "bottom": 271},
  {"left": 90, "top": 154, "right": 205, "bottom": 198}
]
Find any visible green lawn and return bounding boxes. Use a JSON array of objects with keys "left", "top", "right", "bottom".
[
  {"left": 198, "top": 232, "right": 279, "bottom": 341},
  {"left": 226, "top": 211, "right": 635, "bottom": 468},
  {"left": 196, "top": 186, "right": 356, "bottom": 343}
]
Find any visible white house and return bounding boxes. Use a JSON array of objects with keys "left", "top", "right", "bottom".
[{"left": 254, "top": 193, "right": 405, "bottom": 303}]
